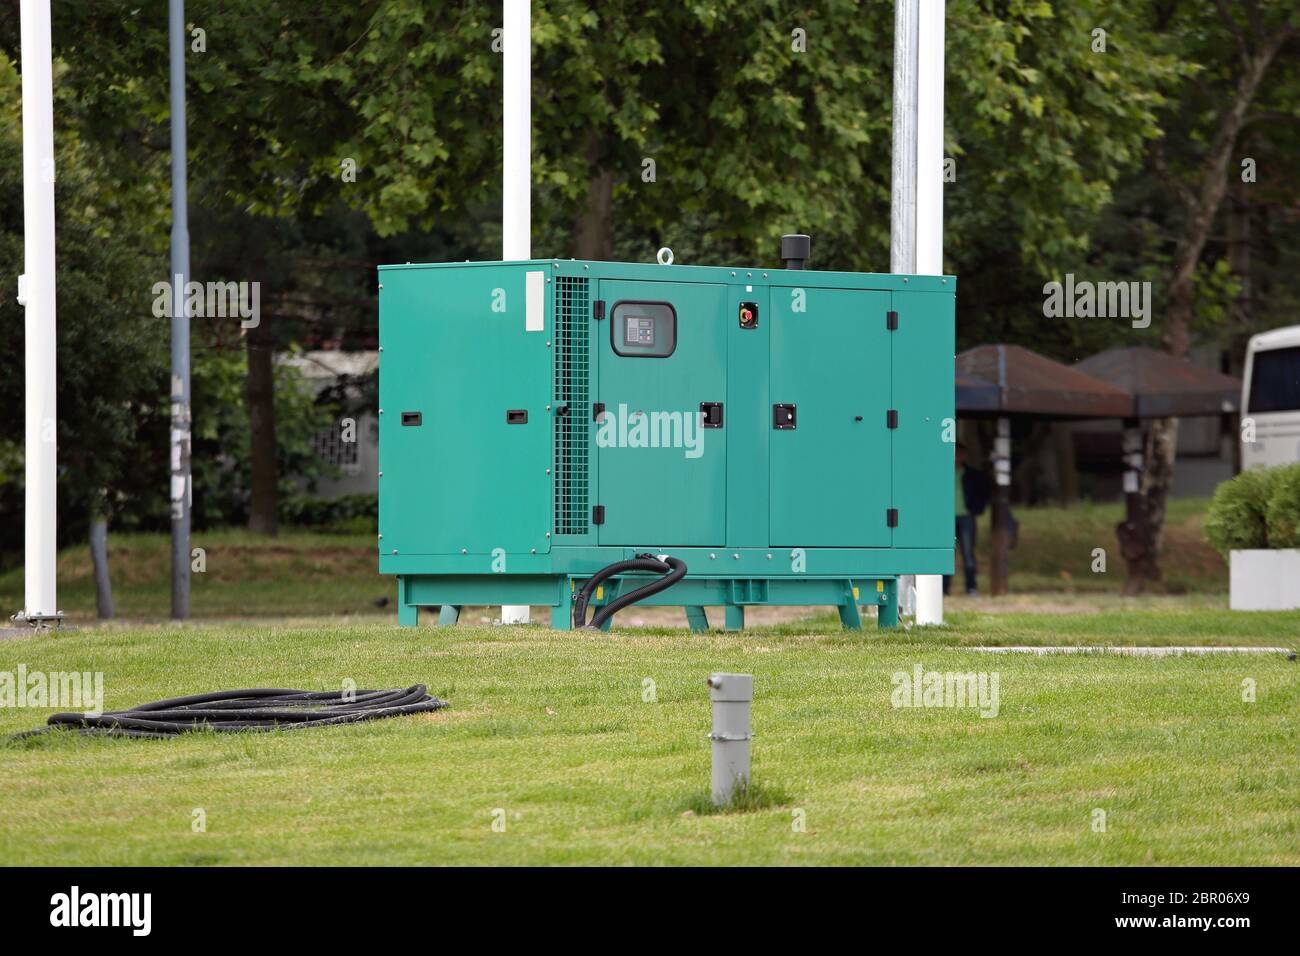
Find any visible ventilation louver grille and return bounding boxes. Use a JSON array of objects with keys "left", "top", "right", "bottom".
[{"left": 553, "top": 275, "right": 590, "bottom": 535}]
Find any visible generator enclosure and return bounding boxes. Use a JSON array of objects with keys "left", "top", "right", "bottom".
[{"left": 377, "top": 259, "right": 955, "bottom": 630}]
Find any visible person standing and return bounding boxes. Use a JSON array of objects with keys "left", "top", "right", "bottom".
[{"left": 948, "top": 444, "right": 989, "bottom": 595}]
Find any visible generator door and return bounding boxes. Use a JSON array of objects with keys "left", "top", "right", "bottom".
[
  {"left": 596, "top": 280, "right": 728, "bottom": 547},
  {"left": 377, "top": 265, "right": 552, "bottom": 556},
  {"left": 769, "top": 287, "right": 893, "bottom": 547}
]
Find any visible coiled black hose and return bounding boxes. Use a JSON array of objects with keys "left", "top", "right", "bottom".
[
  {"left": 13, "top": 685, "right": 448, "bottom": 739},
  {"left": 573, "top": 553, "right": 688, "bottom": 630}
]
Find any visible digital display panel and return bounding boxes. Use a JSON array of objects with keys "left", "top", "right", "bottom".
[
  {"left": 611, "top": 302, "right": 676, "bottom": 358},
  {"left": 624, "top": 315, "right": 656, "bottom": 347}
]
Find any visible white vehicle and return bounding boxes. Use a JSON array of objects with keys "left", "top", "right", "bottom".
[{"left": 1241, "top": 325, "right": 1300, "bottom": 469}]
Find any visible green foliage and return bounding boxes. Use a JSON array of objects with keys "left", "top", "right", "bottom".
[
  {"left": 945, "top": 0, "right": 1183, "bottom": 275},
  {"left": 2, "top": 0, "right": 1297, "bottom": 568},
  {"left": 279, "top": 493, "right": 377, "bottom": 532},
  {"left": 1204, "top": 466, "right": 1284, "bottom": 555},
  {"left": 1264, "top": 464, "right": 1300, "bottom": 550},
  {"left": 0, "top": 55, "right": 169, "bottom": 563},
  {"left": 32, "top": 1, "right": 1177, "bottom": 272},
  {"left": 1204, "top": 463, "right": 1300, "bottom": 554},
  {"left": 1120, "top": 0, "right": 1300, "bottom": 355},
  {"left": 190, "top": 348, "right": 340, "bottom": 529}
]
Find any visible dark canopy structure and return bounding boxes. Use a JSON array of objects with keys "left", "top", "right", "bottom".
[
  {"left": 955, "top": 344, "right": 1133, "bottom": 596},
  {"left": 955, "top": 371, "right": 1000, "bottom": 413},
  {"left": 952, "top": 344, "right": 1242, "bottom": 598},
  {"left": 1073, "top": 345, "right": 1241, "bottom": 595},
  {"left": 1074, "top": 346, "right": 1240, "bottom": 418},
  {"left": 956, "top": 344, "right": 1132, "bottom": 419}
]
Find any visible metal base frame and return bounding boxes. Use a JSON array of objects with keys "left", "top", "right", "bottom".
[
  {"left": 395, "top": 574, "right": 900, "bottom": 631},
  {"left": 8, "top": 611, "right": 66, "bottom": 628}
]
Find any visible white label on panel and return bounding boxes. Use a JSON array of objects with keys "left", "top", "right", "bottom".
[{"left": 525, "top": 270, "right": 544, "bottom": 332}]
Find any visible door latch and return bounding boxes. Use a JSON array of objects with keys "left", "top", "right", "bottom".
[
  {"left": 700, "top": 402, "right": 724, "bottom": 428},
  {"left": 773, "top": 404, "right": 797, "bottom": 429}
]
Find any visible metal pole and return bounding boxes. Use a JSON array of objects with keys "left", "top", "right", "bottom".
[
  {"left": 915, "top": 0, "right": 945, "bottom": 276},
  {"left": 890, "top": 0, "right": 918, "bottom": 277},
  {"left": 502, "top": 0, "right": 531, "bottom": 262},
  {"left": 17, "top": 0, "right": 58, "bottom": 627},
  {"left": 501, "top": 0, "right": 531, "bottom": 625},
  {"left": 991, "top": 416, "right": 1011, "bottom": 595},
  {"left": 1120, "top": 417, "right": 1145, "bottom": 573},
  {"left": 169, "top": 0, "right": 192, "bottom": 619},
  {"left": 914, "top": 0, "right": 946, "bottom": 623},
  {"left": 890, "top": 0, "right": 918, "bottom": 623},
  {"left": 892, "top": 0, "right": 947, "bottom": 625}
]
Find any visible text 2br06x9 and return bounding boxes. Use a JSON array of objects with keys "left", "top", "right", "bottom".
[{"left": 1192, "top": 892, "right": 1250, "bottom": 904}]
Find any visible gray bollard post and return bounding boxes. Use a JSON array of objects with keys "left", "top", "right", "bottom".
[{"left": 707, "top": 673, "right": 752, "bottom": 806}]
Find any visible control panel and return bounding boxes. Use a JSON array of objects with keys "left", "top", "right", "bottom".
[
  {"left": 611, "top": 301, "right": 676, "bottom": 358},
  {"left": 625, "top": 314, "right": 655, "bottom": 347}
]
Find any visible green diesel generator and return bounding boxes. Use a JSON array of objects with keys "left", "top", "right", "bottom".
[{"left": 377, "top": 237, "right": 954, "bottom": 630}]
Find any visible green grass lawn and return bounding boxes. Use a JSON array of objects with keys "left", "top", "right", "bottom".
[
  {"left": 0, "top": 528, "right": 390, "bottom": 622},
  {"left": 2, "top": 615, "right": 1296, "bottom": 865},
  {"left": 970, "top": 496, "right": 1225, "bottom": 594},
  {"left": 0, "top": 498, "right": 1229, "bottom": 624}
]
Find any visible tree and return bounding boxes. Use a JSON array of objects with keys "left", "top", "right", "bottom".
[
  {"left": 4, "top": 0, "right": 1265, "bottom": 580},
  {"left": 0, "top": 53, "right": 170, "bottom": 613},
  {"left": 330, "top": 1, "right": 1177, "bottom": 272},
  {"left": 1124, "top": 0, "right": 1299, "bottom": 591}
]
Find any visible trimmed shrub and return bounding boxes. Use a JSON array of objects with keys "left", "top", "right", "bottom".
[
  {"left": 1264, "top": 463, "right": 1300, "bottom": 549},
  {"left": 279, "top": 493, "right": 377, "bottom": 531},
  {"left": 1203, "top": 466, "right": 1281, "bottom": 556}
]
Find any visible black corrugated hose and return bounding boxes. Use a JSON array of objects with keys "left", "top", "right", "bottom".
[
  {"left": 573, "top": 553, "right": 688, "bottom": 630},
  {"left": 13, "top": 685, "right": 448, "bottom": 740}
]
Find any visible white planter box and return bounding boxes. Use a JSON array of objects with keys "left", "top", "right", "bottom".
[{"left": 1230, "top": 549, "right": 1300, "bottom": 611}]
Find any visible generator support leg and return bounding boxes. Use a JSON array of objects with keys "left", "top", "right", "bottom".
[
  {"left": 550, "top": 579, "right": 573, "bottom": 631},
  {"left": 395, "top": 577, "right": 418, "bottom": 626},
  {"left": 724, "top": 605, "right": 745, "bottom": 631},
  {"left": 438, "top": 604, "right": 461, "bottom": 626},
  {"left": 838, "top": 597, "right": 863, "bottom": 630},
  {"left": 878, "top": 579, "right": 900, "bottom": 629},
  {"left": 686, "top": 606, "right": 710, "bottom": 632},
  {"left": 551, "top": 603, "right": 572, "bottom": 631}
]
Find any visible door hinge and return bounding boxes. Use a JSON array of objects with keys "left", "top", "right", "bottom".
[
  {"left": 887, "top": 409, "right": 898, "bottom": 429},
  {"left": 593, "top": 505, "right": 605, "bottom": 525},
  {"left": 886, "top": 310, "right": 898, "bottom": 331},
  {"left": 887, "top": 508, "right": 898, "bottom": 528},
  {"left": 593, "top": 402, "right": 606, "bottom": 422},
  {"left": 594, "top": 299, "right": 605, "bottom": 321}
]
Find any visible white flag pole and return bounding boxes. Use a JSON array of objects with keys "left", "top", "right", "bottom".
[
  {"left": 501, "top": 0, "right": 532, "bottom": 625},
  {"left": 16, "top": 0, "right": 59, "bottom": 628},
  {"left": 915, "top": 0, "right": 946, "bottom": 624},
  {"left": 892, "top": 0, "right": 947, "bottom": 625},
  {"left": 914, "top": 0, "right": 946, "bottom": 625}
]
